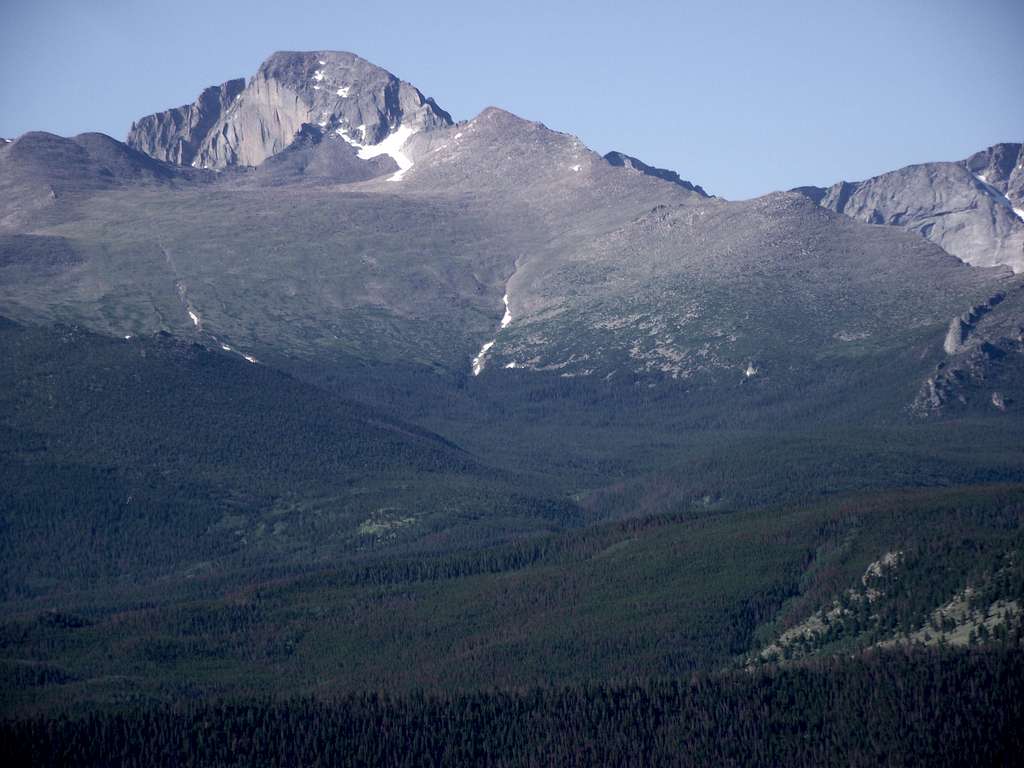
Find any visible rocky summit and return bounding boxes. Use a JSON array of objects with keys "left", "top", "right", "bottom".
[{"left": 128, "top": 51, "right": 452, "bottom": 171}]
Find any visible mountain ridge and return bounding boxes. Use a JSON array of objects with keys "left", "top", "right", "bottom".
[
  {"left": 3, "top": 57, "right": 1021, "bottom": 412},
  {"left": 794, "top": 142, "right": 1024, "bottom": 272}
]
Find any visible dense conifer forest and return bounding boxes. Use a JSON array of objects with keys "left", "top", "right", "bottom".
[{"left": 5, "top": 649, "right": 1021, "bottom": 767}]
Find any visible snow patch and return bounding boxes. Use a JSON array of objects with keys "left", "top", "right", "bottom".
[
  {"left": 1014, "top": 207, "right": 1024, "bottom": 221},
  {"left": 471, "top": 340, "right": 495, "bottom": 376},
  {"left": 570, "top": 164, "right": 581, "bottom": 172},
  {"left": 336, "top": 123, "right": 418, "bottom": 181},
  {"left": 312, "top": 85, "right": 321, "bottom": 91},
  {"left": 123, "top": 334, "right": 133, "bottom": 340},
  {"left": 744, "top": 362, "right": 758, "bottom": 378},
  {"left": 335, "top": 127, "right": 359, "bottom": 146},
  {"left": 188, "top": 310, "right": 200, "bottom": 327},
  {"left": 336, "top": 86, "right": 350, "bottom": 97},
  {"left": 218, "top": 342, "right": 256, "bottom": 364},
  {"left": 318, "top": 59, "right": 326, "bottom": 65},
  {"left": 358, "top": 124, "right": 418, "bottom": 181},
  {"left": 471, "top": 290, "right": 514, "bottom": 376},
  {"left": 312, "top": 69, "right": 326, "bottom": 82}
]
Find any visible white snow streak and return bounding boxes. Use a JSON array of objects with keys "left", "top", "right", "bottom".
[
  {"left": 471, "top": 340, "right": 495, "bottom": 376},
  {"left": 500, "top": 293, "right": 512, "bottom": 328},
  {"left": 217, "top": 341, "right": 257, "bottom": 364},
  {"left": 337, "top": 124, "right": 418, "bottom": 181},
  {"left": 1014, "top": 207, "right": 1024, "bottom": 222},
  {"left": 318, "top": 59, "right": 326, "bottom": 65},
  {"left": 472, "top": 292, "right": 514, "bottom": 376},
  {"left": 356, "top": 124, "right": 418, "bottom": 181},
  {"left": 188, "top": 310, "right": 200, "bottom": 327}
]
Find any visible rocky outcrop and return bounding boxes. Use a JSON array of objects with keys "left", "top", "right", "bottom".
[
  {"left": 943, "top": 293, "right": 1005, "bottom": 355},
  {"left": 128, "top": 79, "right": 245, "bottom": 166},
  {"left": 603, "top": 151, "right": 709, "bottom": 196},
  {"left": 915, "top": 290, "right": 1024, "bottom": 415},
  {"left": 962, "top": 142, "right": 1024, "bottom": 212},
  {"left": 794, "top": 144, "right": 1024, "bottom": 272},
  {"left": 127, "top": 51, "right": 453, "bottom": 171}
]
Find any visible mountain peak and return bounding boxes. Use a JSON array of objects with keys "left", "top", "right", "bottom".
[
  {"left": 127, "top": 51, "right": 453, "bottom": 170},
  {"left": 793, "top": 142, "right": 1024, "bottom": 272}
]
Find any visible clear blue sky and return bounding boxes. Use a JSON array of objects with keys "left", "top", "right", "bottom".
[{"left": 1, "top": 0, "right": 1021, "bottom": 199}]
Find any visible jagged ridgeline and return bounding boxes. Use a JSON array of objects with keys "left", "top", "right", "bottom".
[
  {"left": 1, "top": 49, "right": 1023, "bottom": 751},
  {"left": 127, "top": 51, "right": 452, "bottom": 171},
  {"left": 793, "top": 142, "right": 1024, "bottom": 272}
]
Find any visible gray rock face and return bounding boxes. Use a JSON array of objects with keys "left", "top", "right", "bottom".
[
  {"left": 127, "top": 51, "right": 453, "bottom": 171},
  {"left": 603, "top": 151, "right": 709, "bottom": 197},
  {"left": 963, "top": 143, "right": 1024, "bottom": 203},
  {"left": 914, "top": 279, "right": 1024, "bottom": 415},
  {"left": 794, "top": 144, "right": 1024, "bottom": 272},
  {"left": 128, "top": 79, "right": 245, "bottom": 166},
  {"left": 943, "top": 293, "right": 1005, "bottom": 355}
]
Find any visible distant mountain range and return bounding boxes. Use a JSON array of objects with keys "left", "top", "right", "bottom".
[
  {"left": 2, "top": 51, "right": 1023, "bottom": 718},
  {"left": 2, "top": 52, "right": 1021, "bottom": 411}
]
